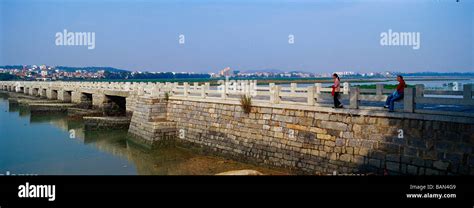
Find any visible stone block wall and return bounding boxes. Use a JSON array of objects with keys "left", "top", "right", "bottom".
[
  {"left": 126, "top": 95, "right": 139, "bottom": 115},
  {"left": 40, "top": 88, "right": 47, "bottom": 98},
  {"left": 92, "top": 94, "right": 105, "bottom": 109},
  {"left": 83, "top": 117, "right": 131, "bottom": 130},
  {"left": 166, "top": 99, "right": 474, "bottom": 175},
  {"left": 46, "top": 89, "right": 58, "bottom": 100},
  {"left": 58, "top": 90, "right": 72, "bottom": 102},
  {"left": 71, "top": 92, "right": 81, "bottom": 103},
  {"left": 71, "top": 91, "right": 106, "bottom": 109},
  {"left": 31, "top": 88, "right": 38, "bottom": 96},
  {"left": 128, "top": 97, "right": 176, "bottom": 146}
]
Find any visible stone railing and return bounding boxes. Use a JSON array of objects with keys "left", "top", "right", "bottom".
[
  {"left": 168, "top": 81, "right": 474, "bottom": 117},
  {"left": 1, "top": 80, "right": 473, "bottom": 117}
]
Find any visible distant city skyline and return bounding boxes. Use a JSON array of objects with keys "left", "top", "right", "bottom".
[{"left": 1, "top": 0, "right": 473, "bottom": 73}]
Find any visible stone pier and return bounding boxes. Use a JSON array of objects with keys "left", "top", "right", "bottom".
[{"left": 128, "top": 96, "right": 177, "bottom": 147}]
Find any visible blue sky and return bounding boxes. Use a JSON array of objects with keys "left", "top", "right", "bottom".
[{"left": 0, "top": 0, "right": 472, "bottom": 73}]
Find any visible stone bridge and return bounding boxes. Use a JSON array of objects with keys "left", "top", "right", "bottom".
[{"left": 1, "top": 80, "right": 473, "bottom": 175}]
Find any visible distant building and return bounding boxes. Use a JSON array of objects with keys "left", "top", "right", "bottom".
[{"left": 219, "top": 67, "right": 232, "bottom": 77}]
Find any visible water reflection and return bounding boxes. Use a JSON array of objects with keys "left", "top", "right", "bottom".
[{"left": 0, "top": 92, "right": 287, "bottom": 175}]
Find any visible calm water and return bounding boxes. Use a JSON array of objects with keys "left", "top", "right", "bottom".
[{"left": 0, "top": 93, "right": 286, "bottom": 175}]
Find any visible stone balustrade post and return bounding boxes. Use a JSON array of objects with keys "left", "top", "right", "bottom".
[
  {"left": 270, "top": 85, "right": 281, "bottom": 104},
  {"left": 290, "top": 83, "right": 297, "bottom": 93},
  {"left": 349, "top": 87, "right": 359, "bottom": 109},
  {"left": 183, "top": 82, "right": 189, "bottom": 97},
  {"left": 463, "top": 84, "right": 472, "bottom": 101},
  {"left": 221, "top": 81, "right": 227, "bottom": 99},
  {"left": 343, "top": 82, "right": 349, "bottom": 94},
  {"left": 376, "top": 84, "right": 384, "bottom": 96},
  {"left": 201, "top": 83, "right": 209, "bottom": 98},
  {"left": 404, "top": 88, "right": 415, "bottom": 113},
  {"left": 307, "top": 86, "right": 315, "bottom": 105},
  {"left": 315, "top": 83, "right": 321, "bottom": 94},
  {"left": 246, "top": 80, "right": 253, "bottom": 96},
  {"left": 269, "top": 83, "right": 275, "bottom": 92},
  {"left": 415, "top": 84, "right": 424, "bottom": 98}
]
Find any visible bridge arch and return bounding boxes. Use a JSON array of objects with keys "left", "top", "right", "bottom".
[
  {"left": 62, "top": 91, "right": 72, "bottom": 102},
  {"left": 79, "top": 92, "right": 93, "bottom": 109},
  {"left": 103, "top": 95, "right": 127, "bottom": 116},
  {"left": 41, "top": 88, "right": 47, "bottom": 98},
  {"left": 51, "top": 90, "right": 58, "bottom": 100},
  {"left": 32, "top": 88, "right": 39, "bottom": 96}
]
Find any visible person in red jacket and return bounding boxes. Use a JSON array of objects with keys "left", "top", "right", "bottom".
[
  {"left": 384, "top": 75, "right": 406, "bottom": 112},
  {"left": 332, "top": 73, "right": 343, "bottom": 108}
]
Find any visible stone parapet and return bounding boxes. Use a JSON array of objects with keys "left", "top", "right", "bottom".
[{"left": 166, "top": 99, "right": 474, "bottom": 175}]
